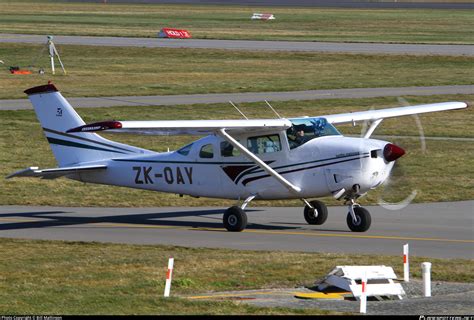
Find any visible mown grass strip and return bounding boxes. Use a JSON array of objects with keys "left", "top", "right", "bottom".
[
  {"left": 0, "top": 1, "right": 472, "bottom": 44},
  {"left": 0, "top": 43, "right": 472, "bottom": 99}
]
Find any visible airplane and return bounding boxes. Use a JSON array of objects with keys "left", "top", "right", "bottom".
[{"left": 7, "top": 83, "right": 468, "bottom": 232}]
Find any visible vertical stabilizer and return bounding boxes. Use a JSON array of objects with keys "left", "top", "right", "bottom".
[{"left": 25, "top": 83, "right": 149, "bottom": 167}]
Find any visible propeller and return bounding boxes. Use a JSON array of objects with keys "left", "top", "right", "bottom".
[{"left": 376, "top": 97, "right": 426, "bottom": 210}]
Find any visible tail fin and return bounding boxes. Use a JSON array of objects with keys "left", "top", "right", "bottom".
[{"left": 25, "top": 83, "right": 149, "bottom": 167}]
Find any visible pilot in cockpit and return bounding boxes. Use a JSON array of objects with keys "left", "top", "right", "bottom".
[{"left": 295, "top": 129, "right": 308, "bottom": 145}]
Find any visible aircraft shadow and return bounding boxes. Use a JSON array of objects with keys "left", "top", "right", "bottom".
[{"left": 0, "top": 208, "right": 301, "bottom": 232}]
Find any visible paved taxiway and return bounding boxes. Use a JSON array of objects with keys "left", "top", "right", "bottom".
[
  {"left": 0, "top": 201, "right": 472, "bottom": 259},
  {"left": 1, "top": 85, "right": 472, "bottom": 110},
  {"left": 1, "top": 33, "right": 473, "bottom": 56}
]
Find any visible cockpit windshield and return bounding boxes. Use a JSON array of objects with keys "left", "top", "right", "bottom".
[{"left": 286, "top": 117, "right": 341, "bottom": 149}]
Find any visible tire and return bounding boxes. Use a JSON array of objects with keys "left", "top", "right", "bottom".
[
  {"left": 304, "top": 200, "right": 328, "bottom": 225},
  {"left": 223, "top": 206, "right": 247, "bottom": 232},
  {"left": 346, "top": 207, "right": 371, "bottom": 232}
]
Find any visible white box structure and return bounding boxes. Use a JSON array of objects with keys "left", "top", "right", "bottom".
[
  {"left": 317, "top": 265, "right": 406, "bottom": 300},
  {"left": 251, "top": 13, "right": 276, "bottom": 20}
]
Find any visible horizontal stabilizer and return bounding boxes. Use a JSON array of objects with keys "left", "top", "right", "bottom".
[{"left": 6, "top": 164, "right": 107, "bottom": 180}]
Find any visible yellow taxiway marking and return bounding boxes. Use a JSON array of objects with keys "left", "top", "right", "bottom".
[
  {"left": 243, "top": 228, "right": 474, "bottom": 244},
  {"left": 96, "top": 222, "right": 189, "bottom": 230},
  {"left": 1, "top": 218, "right": 471, "bottom": 244},
  {"left": 294, "top": 292, "right": 347, "bottom": 300},
  {"left": 197, "top": 227, "right": 474, "bottom": 244},
  {"left": 96, "top": 222, "right": 473, "bottom": 244}
]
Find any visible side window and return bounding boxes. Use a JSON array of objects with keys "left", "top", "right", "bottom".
[
  {"left": 199, "top": 144, "right": 214, "bottom": 159},
  {"left": 177, "top": 143, "right": 193, "bottom": 156},
  {"left": 247, "top": 134, "right": 281, "bottom": 155},
  {"left": 220, "top": 141, "right": 241, "bottom": 157}
]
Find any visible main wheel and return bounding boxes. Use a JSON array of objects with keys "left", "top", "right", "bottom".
[
  {"left": 346, "top": 207, "right": 371, "bottom": 232},
  {"left": 304, "top": 200, "right": 328, "bottom": 225},
  {"left": 223, "top": 206, "right": 248, "bottom": 232}
]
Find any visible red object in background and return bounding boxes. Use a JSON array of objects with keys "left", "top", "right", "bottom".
[
  {"left": 158, "top": 28, "right": 192, "bottom": 39},
  {"left": 11, "top": 70, "right": 32, "bottom": 75},
  {"left": 9, "top": 66, "right": 32, "bottom": 75}
]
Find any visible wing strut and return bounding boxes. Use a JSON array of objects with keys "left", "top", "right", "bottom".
[
  {"left": 217, "top": 129, "right": 301, "bottom": 194},
  {"left": 363, "top": 119, "right": 383, "bottom": 139}
]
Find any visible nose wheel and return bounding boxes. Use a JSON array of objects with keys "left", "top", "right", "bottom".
[{"left": 347, "top": 204, "right": 371, "bottom": 232}]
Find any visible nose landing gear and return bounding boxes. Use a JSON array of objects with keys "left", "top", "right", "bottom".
[
  {"left": 346, "top": 199, "right": 371, "bottom": 232},
  {"left": 301, "top": 197, "right": 372, "bottom": 232}
]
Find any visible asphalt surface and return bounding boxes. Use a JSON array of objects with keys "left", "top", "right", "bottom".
[
  {"left": 0, "top": 201, "right": 472, "bottom": 259},
  {"left": 63, "top": 0, "right": 474, "bottom": 9},
  {"left": 186, "top": 281, "right": 474, "bottom": 315},
  {"left": 2, "top": 33, "right": 473, "bottom": 56},
  {"left": 2, "top": 85, "right": 472, "bottom": 110}
]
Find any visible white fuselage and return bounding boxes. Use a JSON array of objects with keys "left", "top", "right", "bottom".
[{"left": 74, "top": 132, "right": 394, "bottom": 201}]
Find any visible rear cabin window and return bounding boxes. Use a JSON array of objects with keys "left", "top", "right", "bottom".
[
  {"left": 220, "top": 141, "right": 241, "bottom": 157},
  {"left": 247, "top": 134, "right": 281, "bottom": 155},
  {"left": 177, "top": 143, "right": 193, "bottom": 156},
  {"left": 199, "top": 144, "right": 214, "bottom": 158}
]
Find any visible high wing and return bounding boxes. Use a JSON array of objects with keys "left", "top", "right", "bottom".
[
  {"left": 67, "top": 102, "right": 468, "bottom": 136},
  {"left": 67, "top": 119, "right": 292, "bottom": 135},
  {"left": 320, "top": 101, "right": 468, "bottom": 125},
  {"left": 6, "top": 165, "right": 107, "bottom": 180}
]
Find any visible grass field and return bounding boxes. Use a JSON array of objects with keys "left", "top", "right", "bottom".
[
  {"left": 0, "top": 1, "right": 473, "bottom": 44},
  {"left": 1, "top": 94, "right": 473, "bottom": 207},
  {"left": 0, "top": 237, "right": 472, "bottom": 314},
  {"left": 0, "top": 43, "right": 473, "bottom": 99}
]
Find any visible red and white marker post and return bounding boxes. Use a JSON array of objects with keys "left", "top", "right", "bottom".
[
  {"left": 360, "top": 274, "right": 367, "bottom": 314},
  {"left": 164, "top": 257, "right": 174, "bottom": 297},
  {"left": 403, "top": 244, "right": 409, "bottom": 282}
]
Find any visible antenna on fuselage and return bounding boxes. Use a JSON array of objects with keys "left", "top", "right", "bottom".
[
  {"left": 229, "top": 101, "right": 249, "bottom": 120},
  {"left": 264, "top": 100, "right": 282, "bottom": 119}
]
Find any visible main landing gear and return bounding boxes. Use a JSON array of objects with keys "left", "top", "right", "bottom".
[
  {"left": 302, "top": 198, "right": 372, "bottom": 232},
  {"left": 223, "top": 206, "right": 247, "bottom": 232},
  {"left": 223, "top": 195, "right": 255, "bottom": 232},
  {"left": 303, "top": 199, "right": 328, "bottom": 225}
]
